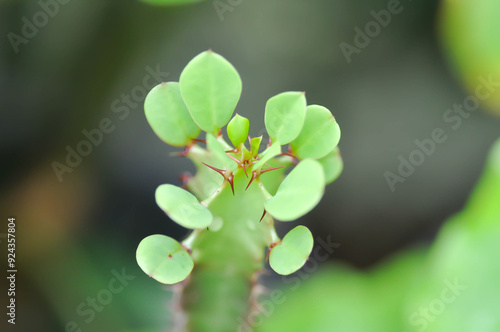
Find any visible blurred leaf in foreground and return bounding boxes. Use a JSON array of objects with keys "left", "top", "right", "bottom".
[
  {"left": 257, "top": 138, "right": 500, "bottom": 332},
  {"left": 440, "top": 0, "right": 500, "bottom": 115}
]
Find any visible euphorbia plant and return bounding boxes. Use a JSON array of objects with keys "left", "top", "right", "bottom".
[{"left": 136, "top": 50, "right": 342, "bottom": 331}]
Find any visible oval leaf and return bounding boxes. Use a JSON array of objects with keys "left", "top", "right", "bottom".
[
  {"left": 318, "top": 147, "right": 343, "bottom": 184},
  {"left": 264, "top": 91, "right": 307, "bottom": 144},
  {"left": 259, "top": 157, "right": 291, "bottom": 196},
  {"left": 179, "top": 50, "right": 242, "bottom": 135},
  {"left": 290, "top": 105, "right": 341, "bottom": 159},
  {"left": 136, "top": 234, "right": 193, "bottom": 284},
  {"left": 156, "top": 184, "right": 213, "bottom": 229},
  {"left": 144, "top": 82, "right": 200, "bottom": 146},
  {"left": 269, "top": 225, "right": 313, "bottom": 275},
  {"left": 265, "top": 159, "right": 325, "bottom": 221},
  {"left": 227, "top": 114, "right": 249, "bottom": 148}
]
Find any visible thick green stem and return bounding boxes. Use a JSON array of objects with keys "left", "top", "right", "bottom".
[{"left": 181, "top": 168, "right": 274, "bottom": 331}]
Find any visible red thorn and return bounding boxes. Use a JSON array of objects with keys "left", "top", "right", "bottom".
[
  {"left": 246, "top": 170, "right": 258, "bottom": 191},
  {"left": 202, "top": 163, "right": 235, "bottom": 195},
  {"left": 259, "top": 209, "right": 267, "bottom": 222},
  {"left": 181, "top": 244, "right": 192, "bottom": 255},
  {"left": 260, "top": 165, "right": 286, "bottom": 174},
  {"left": 248, "top": 136, "right": 252, "bottom": 145},
  {"left": 192, "top": 138, "right": 206, "bottom": 144},
  {"left": 281, "top": 151, "right": 296, "bottom": 158},
  {"left": 268, "top": 137, "right": 272, "bottom": 147},
  {"left": 226, "top": 153, "right": 250, "bottom": 176},
  {"left": 225, "top": 148, "right": 238, "bottom": 153},
  {"left": 170, "top": 145, "right": 191, "bottom": 157},
  {"left": 227, "top": 154, "right": 240, "bottom": 164},
  {"left": 202, "top": 163, "right": 226, "bottom": 177},
  {"left": 179, "top": 172, "right": 191, "bottom": 185},
  {"left": 227, "top": 173, "right": 235, "bottom": 195},
  {"left": 241, "top": 163, "right": 248, "bottom": 177},
  {"left": 218, "top": 129, "right": 222, "bottom": 137},
  {"left": 250, "top": 156, "right": 260, "bottom": 166}
]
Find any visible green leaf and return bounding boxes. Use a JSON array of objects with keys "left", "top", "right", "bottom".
[
  {"left": 254, "top": 141, "right": 281, "bottom": 170},
  {"left": 260, "top": 157, "right": 292, "bottom": 195},
  {"left": 256, "top": 250, "right": 425, "bottom": 332},
  {"left": 463, "top": 137, "right": 500, "bottom": 225},
  {"left": 136, "top": 234, "right": 193, "bottom": 284},
  {"left": 256, "top": 139, "right": 500, "bottom": 332},
  {"left": 250, "top": 136, "right": 263, "bottom": 157},
  {"left": 269, "top": 225, "right": 313, "bottom": 275},
  {"left": 317, "top": 147, "right": 343, "bottom": 184},
  {"left": 155, "top": 184, "right": 213, "bottom": 229},
  {"left": 180, "top": 50, "right": 242, "bottom": 135},
  {"left": 144, "top": 82, "right": 200, "bottom": 147},
  {"left": 227, "top": 114, "right": 249, "bottom": 148},
  {"left": 400, "top": 138, "right": 500, "bottom": 332},
  {"left": 264, "top": 92, "right": 307, "bottom": 144},
  {"left": 265, "top": 159, "right": 325, "bottom": 221},
  {"left": 441, "top": 0, "right": 500, "bottom": 115},
  {"left": 290, "top": 105, "right": 341, "bottom": 159}
]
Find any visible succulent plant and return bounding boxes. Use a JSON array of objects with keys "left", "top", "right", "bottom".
[{"left": 136, "top": 50, "right": 342, "bottom": 331}]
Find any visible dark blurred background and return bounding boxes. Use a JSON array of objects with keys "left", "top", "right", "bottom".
[{"left": 1, "top": 0, "right": 499, "bottom": 330}]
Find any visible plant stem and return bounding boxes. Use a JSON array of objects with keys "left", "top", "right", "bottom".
[{"left": 180, "top": 168, "right": 273, "bottom": 331}]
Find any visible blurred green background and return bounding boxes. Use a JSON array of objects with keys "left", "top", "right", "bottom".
[{"left": 1, "top": 0, "right": 499, "bottom": 331}]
